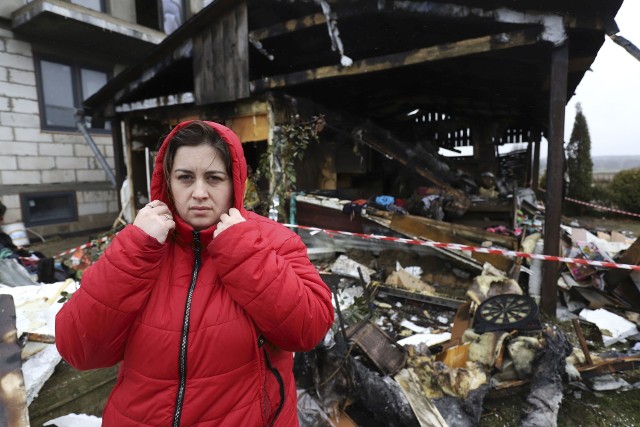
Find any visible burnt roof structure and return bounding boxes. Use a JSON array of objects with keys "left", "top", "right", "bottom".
[{"left": 84, "top": 0, "right": 625, "bottom": 314}]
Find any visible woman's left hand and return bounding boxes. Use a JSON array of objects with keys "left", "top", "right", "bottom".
[{"left": 214, "top": 208, "right": 246, "bottom": 238}]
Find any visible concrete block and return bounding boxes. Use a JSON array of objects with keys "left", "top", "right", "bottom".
[
  {"left": 18, "top": 156, "right": 55, "bottom": 170},
  {"left": 0, "top": 155, "right": 16, "bottom": 169},
  {"left": 0, "top": 141, "right": 37, "bottom": 156},
  {"left": 0, "top": 68, "right": 8, "bottom": 82},
  {"left": 56, "top": 156, "right": 88, "bottom": 170},
  {"left": 0, "top": 81, "right": 38, "bottom": 100},
  {"left": 0, "top": 194, "right": 20, "bottom": 209},
  {"left": 5, "top": 39, "right": 32, "bottom": 56},
  {"left": 77, "top": 170, "right": 108, "bottom": 182},
  {"left": 1, "top": 170, "right": 40, "bottom": 185},
  {"left": 78, "top": 201, "right": 108, "bottom": 215},
  {"left": 39, "top": 142, "right": 73, "bottom": 156},
  {"left": 0, "top": 125, "right": 13, "bottom": 141},
  {"left": 11, "top": 98, "right": 39, "bottom": 115},
  {"left": 41, "top": 169, "right": 76, "bottom": 183},
  {"left": 7, "top": 69, "right": 35, "bottom": 86},
  {"left": 0, "top": 111, "right": 40, "bottom": 128},
  {"left": 14, "top": 128, "right": 52, "bottom": 143},
  {"left": 79, "top": 190, "right": 114, "bottom": 203},
  {"left": 0, "top": 96, "right": 10, "bottom": 111},
  {"left": 0, "top": 51, "right": 34, "bottom": 71},
  {"left": 53, "top": 133, "right": 85, "bottom": 144}
]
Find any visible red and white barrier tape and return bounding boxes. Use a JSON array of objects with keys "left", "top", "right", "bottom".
[
  {"left": 54, "top": 236, "right": 111, "bottom": 260},
  {"left": 285, "top": 223, "right": 640, "bottom": 271},
  {"left": 52, "top": 224, "right": 639, "bottom": 271},
  {"left": 540, "top": 188, "right": 640, "bottom": 218}
]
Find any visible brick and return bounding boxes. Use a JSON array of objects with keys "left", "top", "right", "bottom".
[
  {"left": 14, "top": 128, "right": 52, "bottom": 143},
  {"left": 0, "top": 112, "right": 40, "bottom": 128},
  {"left": 56, "top": 156, "right": 88, "bottom": 169},
  {"left": 11, "top": 98, "right": 39, "bottom": 115},
  {"left": 39, "top": 142, "right": 73, "bottom": 156},
  {"left": 0, "top": 81, "right": 38, "bottom": 100},
  {"left": 0, "top": 155, "right": 16, "bottom": 169},
  {"left": 0, "top": 141, "right": 37, "bottom": 156},
  {"left": 0, "top": 68, "right": 8, "bottom": 82},
  {"left": 1, "top": 170, "right": 40, "bottom": 185},
  {"left": 41, "top": 170, "right": 76, "bottom": 183},
  {"left": 18, "top": 156, "right": 55, "bottom": 170},
  {"left": 7, "top": 69, "right": 35, "bottom": 86},
  {"left": 77, "top": 170, "right": 108, "bottom": 182}
]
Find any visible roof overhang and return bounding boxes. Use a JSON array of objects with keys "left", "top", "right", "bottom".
[{"left": 11, "top": 0, "right": 165, "bottom": 62}]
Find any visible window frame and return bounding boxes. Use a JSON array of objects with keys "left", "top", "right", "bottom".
[
  {"left": 20, "top": 191, "right": 79, "bottom": 227},
  {"left": 34, "top": 55, "right": 111, "bottom": 133},
  {"left": 70, "top": 0, "right": 106, "bottom": 13}
]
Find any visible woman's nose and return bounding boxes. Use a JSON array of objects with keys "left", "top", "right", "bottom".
[{"left": 192, "top": 179, "right": 209, "bottom": 199}]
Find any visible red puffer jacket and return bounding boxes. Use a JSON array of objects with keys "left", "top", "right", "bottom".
[{"left": 55, "top": 121, "right": 334, "bottom": 426}]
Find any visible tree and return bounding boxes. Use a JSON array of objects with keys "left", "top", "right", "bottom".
[
  {"left": 565, "top": 103, "right": 593, "bottom": 213},
  {"left": 609, "top": 168, "right": 640, "bottom": 213}
]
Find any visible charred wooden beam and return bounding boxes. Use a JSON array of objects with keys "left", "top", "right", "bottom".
[
  {"left": 541, "top": 42, "right": 568, "bottom": 316},
  {"left": 250, "top": 12, "right": 327, "bottom": 40},
  {"left": 608, "top": 34, "right": 640, "bottom": 62},
  {"left": 251, "top": 28, "right": 542, "bottom": 92}
]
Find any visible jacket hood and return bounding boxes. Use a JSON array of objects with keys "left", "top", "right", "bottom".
[{"left": 150, "top": 120, "right": 248, "bottom": 236}]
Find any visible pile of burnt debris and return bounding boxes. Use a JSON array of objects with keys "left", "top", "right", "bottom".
[{"left": 291, "top": 189, "right": 640, "bottom": 427}]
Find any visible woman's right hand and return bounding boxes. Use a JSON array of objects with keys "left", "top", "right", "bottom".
[{"left": 133, "top": 200, "right": 175, "bottom": 244}]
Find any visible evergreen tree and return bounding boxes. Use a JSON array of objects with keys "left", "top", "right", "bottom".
[{"left": 565, "top": 103, "right": 593, "bottom": 213}]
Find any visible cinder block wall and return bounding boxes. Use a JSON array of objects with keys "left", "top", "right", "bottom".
[{"left": 0, "top": 27, "right": 118, "bottom": 241}]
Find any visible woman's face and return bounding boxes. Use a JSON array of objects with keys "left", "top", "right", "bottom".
[{"left": 169, "top": 144, "right": 233, "bottom": 230}]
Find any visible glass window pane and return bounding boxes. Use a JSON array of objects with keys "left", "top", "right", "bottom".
[
  {"left": 163, "top": 0, "right": 183, "bottom": 34},
  {"left": 70, "top": 0, "right": 103, "bottom": 12},
  {"left": 80, "top": 68, "right": 107, "bottom": 100},
  {"left": 40, "top": 60, "right": 76, "bottom": 128}
]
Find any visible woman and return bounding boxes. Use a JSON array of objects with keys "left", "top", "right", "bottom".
[{"left": 55, "top": 120, "right": 334, "bottom": 426}]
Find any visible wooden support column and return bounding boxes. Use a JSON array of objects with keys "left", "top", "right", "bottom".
[
  {"left": 541, "top": 42, "right": 569, "bottom": 316},
  {"left": 532, "top": 132, "right": 541, "bottom": 192}
]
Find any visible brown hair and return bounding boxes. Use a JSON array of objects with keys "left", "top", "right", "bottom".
[{"left": 162, "top": 121, "right": 233, "bottom": 203}]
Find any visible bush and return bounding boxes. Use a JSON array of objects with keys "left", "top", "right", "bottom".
[{"left": 609, "top": 168, "right": 640, "bottom": 213}]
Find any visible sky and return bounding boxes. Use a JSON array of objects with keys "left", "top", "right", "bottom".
[{"left": 562, "top": 0, "right": 640, "bottom": 157}]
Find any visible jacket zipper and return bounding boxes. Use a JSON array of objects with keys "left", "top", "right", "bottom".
[
  {"left": 258, "top": 335, "right": 285, "bottom": 427},
  {"left": 172, "top": 230, "right": 201, "bottom": 427}
]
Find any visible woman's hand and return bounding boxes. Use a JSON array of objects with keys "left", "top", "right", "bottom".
[
  {"left": 214, "top": 208, "right": 245, "bottom": 238},
  {"left": 133, "top": 200, "right": 175, "bottom": 244}
]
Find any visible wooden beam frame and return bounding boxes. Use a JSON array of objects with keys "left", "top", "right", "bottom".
[{"left": 251, "top": 28, "right": 543, "bottom": 92}]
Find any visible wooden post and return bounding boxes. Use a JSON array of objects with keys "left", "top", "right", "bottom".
[
  {"left": 532, "top": 132, "right": 541, "bottom": 192},
  {"left": 541, "top": 42, "right": 569, "bottom": 316}
]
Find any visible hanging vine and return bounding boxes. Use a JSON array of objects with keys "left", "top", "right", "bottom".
[{"left": 257, "top": 114, "right": 325, "bottom": 219}]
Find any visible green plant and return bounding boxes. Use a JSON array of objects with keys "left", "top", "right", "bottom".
[
  {"left": 257, "top": 115, "right": 325, "bottom": 219},
  {"left": 609, "top": 168, "right": 640, "bottom": 213}
]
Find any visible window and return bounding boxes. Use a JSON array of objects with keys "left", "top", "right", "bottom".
[
  {"left": 36, "top": 57, "right": 109, "bottom": 130},
  {"left": 21, "top": 192, "right": 78, "bottom": 227},
  {"left": 136, "top": 0, "right": 185, "bottom": 33},
  {"left": 70, "top": 0, "right": 105, "bottom": 12}
]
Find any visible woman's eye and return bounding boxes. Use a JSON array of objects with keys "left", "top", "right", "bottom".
[
  {"left": 207, "top": 175, "right": 224, "bottom": 182},
  {"left": 178, "top": 175, "right": 193, "bottom": 182}
]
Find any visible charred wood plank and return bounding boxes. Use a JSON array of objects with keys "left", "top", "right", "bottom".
[{"left": 251, "top": 28, "right": 542, "bottom": 91}]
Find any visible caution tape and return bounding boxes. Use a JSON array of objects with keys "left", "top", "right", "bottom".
[
  {"left": 53, "top": 236, "right": 111, "bottom": 260},
  {"left": 285, "top": 223, "right": 640, "bottom": 271},
  {"left": 540, "top": 188, "right": 640, "bottom": 218}
]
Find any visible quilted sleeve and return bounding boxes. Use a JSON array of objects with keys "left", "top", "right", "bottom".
[
  {"left": 55, "top": 225, "right": 169, "bottom": 370},
  {"left": 208, "top": 220, "right": 334, "bottom": 352}
]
